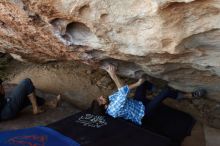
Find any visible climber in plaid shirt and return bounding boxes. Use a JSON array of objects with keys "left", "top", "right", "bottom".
[{"left": 91, "top": 64, "right": 207, "bottom": 125}]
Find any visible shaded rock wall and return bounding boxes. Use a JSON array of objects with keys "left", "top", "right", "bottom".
[{"left": 0, "top": 0, "right": 220, "bottom": 101}]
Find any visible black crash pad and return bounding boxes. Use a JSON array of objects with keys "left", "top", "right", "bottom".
[
  {"left": 48, "top": 101, "right": 195, "bottom": 146},
  {"left": 142, "top": 100, "right": 196, "bottom": 146},
  {"left": 48, "top": 111, "right": 172, "bottom": 146}
]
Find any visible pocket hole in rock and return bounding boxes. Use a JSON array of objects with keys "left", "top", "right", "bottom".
[{"left": 64, "top": 22, "right": 101, "bottom": 48}]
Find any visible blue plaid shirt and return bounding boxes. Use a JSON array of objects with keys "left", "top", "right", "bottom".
[{"left": 106, "top": 85, "right": 145, "bottom": 125}]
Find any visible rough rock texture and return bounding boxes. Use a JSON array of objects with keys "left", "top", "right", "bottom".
[{"left": 0, "top": 0, "right": 220, "bottom": 101}]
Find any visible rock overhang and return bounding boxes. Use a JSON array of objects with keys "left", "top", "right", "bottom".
[{"left": 0, "top": 0, "right": 220, "bottom": 101}]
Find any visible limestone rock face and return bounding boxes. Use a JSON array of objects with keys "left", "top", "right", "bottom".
[{"left": 0, "top": 0, "right": 220, "bottom": 101}]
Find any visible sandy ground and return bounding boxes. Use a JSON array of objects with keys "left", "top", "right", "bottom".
[
  {"left": 0, "top": 84, "right": 80, "bottom": 131},
  {"left": 0, "top": 100, "right": 79, "bottom": 131}
]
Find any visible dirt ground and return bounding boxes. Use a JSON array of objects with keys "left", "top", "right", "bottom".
[{"left": 0, "top": 99, "right": 79, "bottom": 131}]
